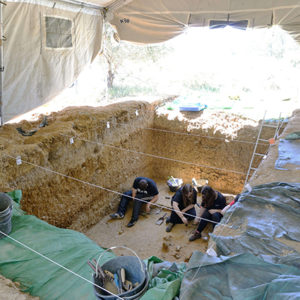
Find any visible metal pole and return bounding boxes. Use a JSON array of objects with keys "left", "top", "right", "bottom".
[{"left": 0, "top": 1, "right": 4, "bottom": 126}]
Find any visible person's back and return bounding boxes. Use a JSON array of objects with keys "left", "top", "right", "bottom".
[{"left": 110, "top": 177, "right": 159, "bottom": 227}]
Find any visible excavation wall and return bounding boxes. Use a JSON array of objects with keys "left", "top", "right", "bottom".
[
  {"left": 0, "top": 102, "right": 154, "bottom": 231},
  {"left": 150, "top": 108, "right": 277, "bottom": 194},
  {"left": 0, "top": 101, "right": 279, "bottom": 230}
]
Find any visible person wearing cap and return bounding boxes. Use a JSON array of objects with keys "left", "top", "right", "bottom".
[
  {"left": 110, "top": 177, "right": 159, "bottom": 227},
  {"left": 165, "top": 184, "right": 198, "bottom": 232}
]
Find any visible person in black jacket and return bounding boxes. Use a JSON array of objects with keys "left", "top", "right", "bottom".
[
  {"left": 110, "top": 177, "right": 159, "bottom": 227},
  {"left": 165, "top": 184, "right": 197, "bottom": 232},
  {"left": 189, "top": 185, "right": 226, "bottom": 241}
]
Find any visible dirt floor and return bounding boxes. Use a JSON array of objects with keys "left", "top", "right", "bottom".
[
  {"left": 85, "top": 182, "right": 235, "bottom": 262},
  {"left": 0, "top": 275, "right": 38, "bottom": 300}
]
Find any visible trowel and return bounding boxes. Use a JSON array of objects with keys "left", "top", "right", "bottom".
[{"left": 155, "top": 213, "right": 167, "bottom": 225}]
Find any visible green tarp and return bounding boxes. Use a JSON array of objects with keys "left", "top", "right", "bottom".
[
  {"left": 0, "top": 192, "right": 115, "bottom": 299},
  {"left": 0, "top": 192, "right": 184, "bottom": 300}
]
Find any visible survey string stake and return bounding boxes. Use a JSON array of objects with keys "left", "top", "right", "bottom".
[{"left": 16, "top": 156, "right": 22, "bottom": 165}]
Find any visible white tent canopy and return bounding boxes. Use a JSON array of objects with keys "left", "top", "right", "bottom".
[{"left": 2, "top": 0, "right": 300, "bottom": 122}]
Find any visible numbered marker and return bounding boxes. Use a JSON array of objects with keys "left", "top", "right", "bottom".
[
  {"left": 70, "top": 137, "right": 74, "bottom": 144},
  {"left": 135, "top": 110, "right": 139, "bottom": 116},
  {"left": 107, "top": 122, "right": 110, "bottom": 128},
  {"left": 16, "top": 156, "right": 22, "bottom": 165}
]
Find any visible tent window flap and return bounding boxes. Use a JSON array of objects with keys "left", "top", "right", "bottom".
[{"left": 45, "top": 16, "right": 72, "bottom": 48}]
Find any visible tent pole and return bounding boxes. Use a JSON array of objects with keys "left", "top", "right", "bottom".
[{"left": 0, "top": 1, "right": 4, "bottom": 126}]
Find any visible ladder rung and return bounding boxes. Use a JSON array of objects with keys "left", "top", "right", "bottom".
[
  {"left": 262, "top": 124, "right": 279, "bottom": 128},
  {"left": 250, "top": 167, "right": 257, "bottom": 170},
  {"left": 258, "top": 139, "right": 269, "bottom": 142},
  {"left": 254, "top": 153, "right": 265, "bottom": 157}
]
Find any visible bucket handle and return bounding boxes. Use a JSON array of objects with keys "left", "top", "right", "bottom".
[{"left": 95, "top": 246, "right": 144, "bottom": 278}]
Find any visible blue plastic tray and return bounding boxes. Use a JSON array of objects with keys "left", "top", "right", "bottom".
[{"left": 179, "top": 104, "right": 207, "bottom": 112}]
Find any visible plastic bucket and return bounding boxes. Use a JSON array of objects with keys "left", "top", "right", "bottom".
[
  {"left": 93, "top": 255, "right": 147, "bottom": 300},
  {"left": 0, "top": 193, "right": 13, "bottom": 239}
]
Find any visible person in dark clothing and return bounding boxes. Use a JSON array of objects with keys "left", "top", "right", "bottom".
[
  {"left": 166, "top": 184, "right": 197, "bottom": 232},
  {"left": 189, "top": 185, "right": 226, "bottom": 241},
  {"left": 110, "top": 177, "right": 159, "bottom": 227}
]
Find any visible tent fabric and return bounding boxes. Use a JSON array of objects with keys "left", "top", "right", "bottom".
[
  {"left": 210, "top": 182, "right": 300, "bottom": 268},
  {"left": 3, "top": 0, "right": 103, "bottom": 122},
  {"left": 4, "top": 0, "right": 300, "bottom": 122},
  {"left": 109, "top": 1, "right": 300, "bottom": 43},
  {"left": 180, "top": 251, "right": 300, "bottom": 300}
]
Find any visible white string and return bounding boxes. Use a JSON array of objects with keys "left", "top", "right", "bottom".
[
  {"left": 3, "top": 153, "right": 234, "bottom": 228},
  {"left": 0, "top": 229, "right": 123, "bottom": 300},
  {"left": 83, "top": 117, "right": 268, "bottom": 146},
  {"left": 60, "top": 133, "right": 246, "bottom": 175},
  {"left": 143, "top": 127, "right": 267, "bottom": 145}
]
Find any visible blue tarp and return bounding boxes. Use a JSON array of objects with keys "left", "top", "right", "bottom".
[
  {"left": 275, "top": 133, "right": 300, "bottom": 170},
  {"left": 180, "top": 182, "right": 300, "bottom": 299},
  {"left": 180, "top": 252, "right": 300, "bottom": 300}
]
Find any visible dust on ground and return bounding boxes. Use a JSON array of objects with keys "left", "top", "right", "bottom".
[
  {"left": 0, "top": 275, "right": 38, "bottom": 300},
  {"left": 85, "top": 182, "right": 235, "bottom": 262}
]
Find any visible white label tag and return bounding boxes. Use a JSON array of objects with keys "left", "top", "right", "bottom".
[
  {"left": 107, "top": 122, "right": 110, "bottom": 128},
  {"left": 16, "top": 156, "right": 22, "bottom": 165},
  {"left": 135, "top": 110, "right": 139, "bottom": 116},
  {"left": 245, "top": 183, "right": 252, "bottom": 192},
  {"left": 70, "top": 137, "right": 74, "bottom": 144}
]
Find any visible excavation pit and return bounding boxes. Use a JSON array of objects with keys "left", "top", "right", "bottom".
[{"left": 0, "top": 100, "right": 287, "bottom": 261}]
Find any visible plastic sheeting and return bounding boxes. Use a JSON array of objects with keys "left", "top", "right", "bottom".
[
  {"left": 275, "top": 133, "right": 300, "bottom": 170},
  {"left": 0, "top": 192, "right": 115, "bottom": 299},
  {"left": 142, "top": 256, "right": 186, "bottom": 300},
  {"left": 211, "top": 182, "right": 300, "bottom": 267},
  {"left": 0, "top": 193, "right": 186, "bottom": 300},
  {"left": 179, "top": 182, "right": 300, "bottom": 299},
  {"left": 180, "top": 251, "right": 300, "bottom": 300}
]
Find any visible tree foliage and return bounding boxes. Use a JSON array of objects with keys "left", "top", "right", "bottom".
[{"left": 100, "top": 23, "right": 173, "bottom": 88}]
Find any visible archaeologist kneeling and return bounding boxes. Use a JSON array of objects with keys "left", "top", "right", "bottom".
[
  {"left": 165, "top": 184, "right": 197, "bottom": 232},
  {"left": 110, "top": 177, "right": 159, "bottom": 227},
  {"left": 189, "top": 185, "right": 226, "bottom": 241}
]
